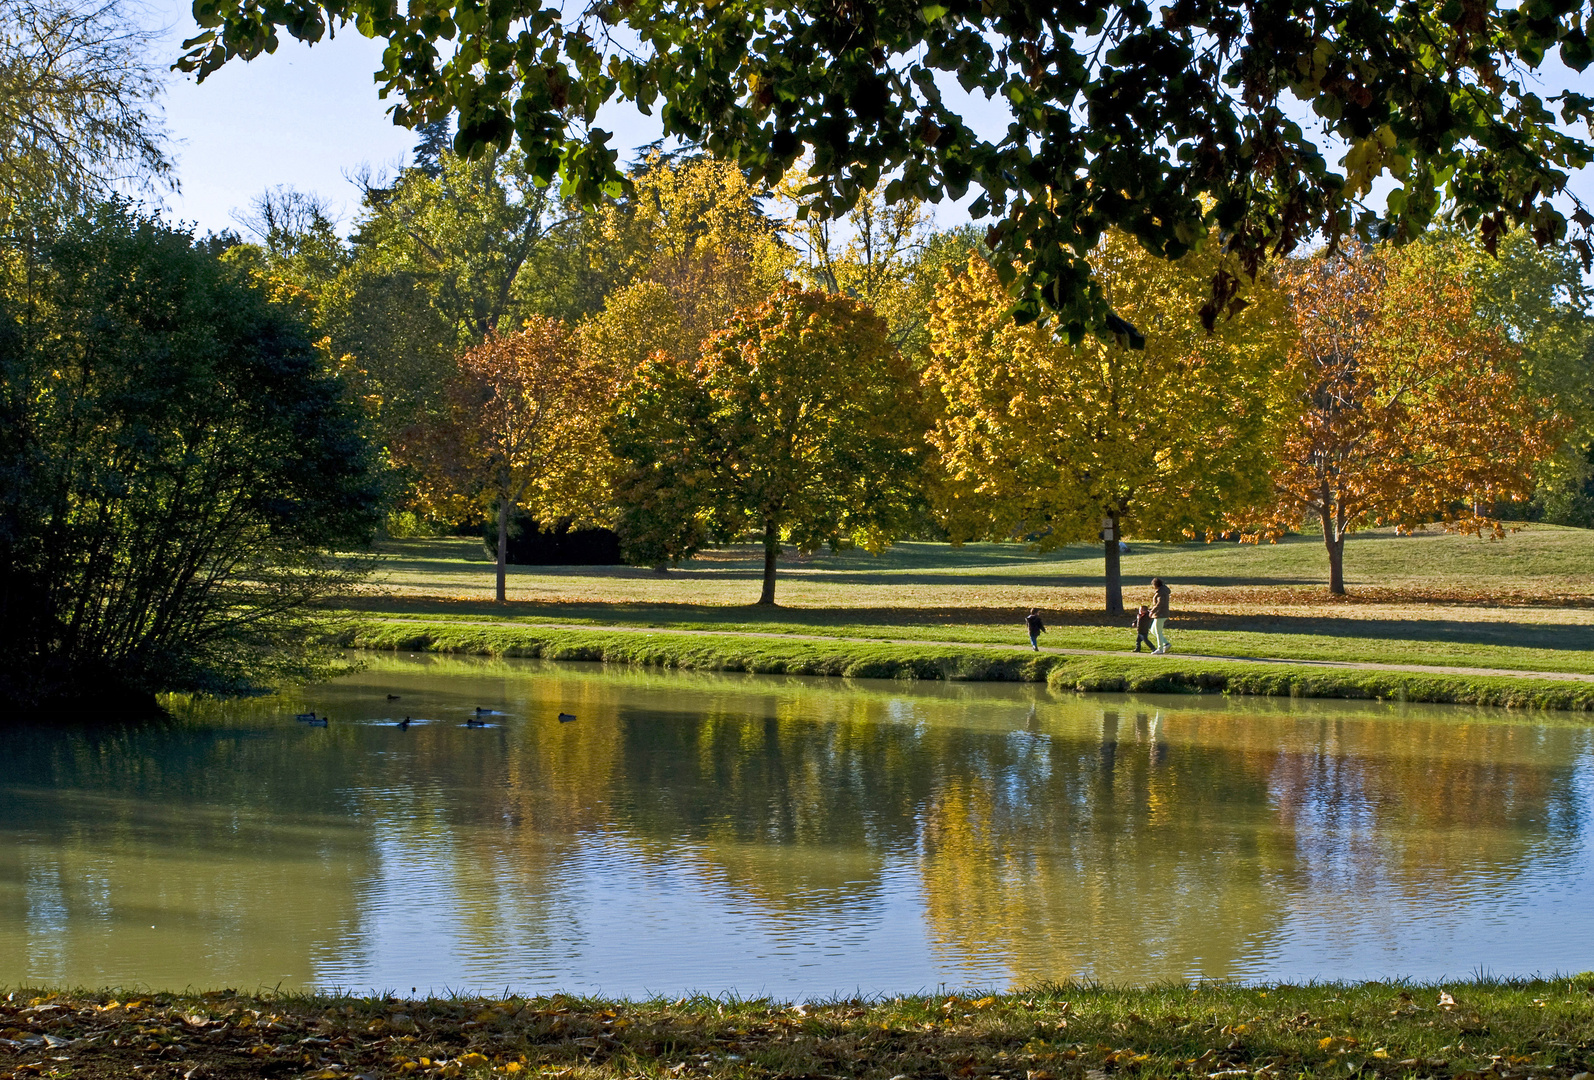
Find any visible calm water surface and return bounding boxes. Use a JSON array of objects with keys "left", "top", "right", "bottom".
[{"left": 3, "top": 655, "right": 1592, "bottom": 996}]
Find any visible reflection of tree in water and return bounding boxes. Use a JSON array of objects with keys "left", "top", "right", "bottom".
[
  {"left": 337, "top": 673, "right": 629, "bottom": 982},
  {"left": 612, "top": 697, "right": 1294, "bottom": 984},
  {"left": 0, "top": 717, "right": 379, "bottom": 988},
  {"left": 608, "top": 694, "right": 1590, "bottom": 988},
  {"left": 22, "top": 663, "right": 1584, "bottom": 993},
  {"left": 918, "top": 708, "right": 1296, "bottom": 986},
  {"left": 1263, "top": 717, "right": 1588, "bottom": 903},
  {"left": 612, "top": 695, "right": 934, "bottom": 908}
]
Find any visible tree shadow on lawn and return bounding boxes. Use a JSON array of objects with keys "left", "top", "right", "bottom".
[
  {"left": 1206, "top": 612, "right": 1594, "bottom": 653},
  {"left": 368, "top": 536, "right": 1327, "bottom": 581},
  {"left": 367, "top": 549, "right": 1324, "bottom": 589}
]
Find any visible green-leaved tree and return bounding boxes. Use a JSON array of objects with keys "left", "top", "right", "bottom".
[
  {"left": 610, "top": 285, "right": 925, "bottom": 605},
  {"left": 0, "top": 204, "right": 386, "bottom": 710}
]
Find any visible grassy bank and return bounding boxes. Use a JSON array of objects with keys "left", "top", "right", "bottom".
[
  {"left": 6, "top": 980, "right": 1594, "bottom": 1080},
  {"left": 341, "top": 529, "right": 1594, "bottom": 679},
  {"left": 343, "top": 620, "right": 1594, "bottom": 710}
]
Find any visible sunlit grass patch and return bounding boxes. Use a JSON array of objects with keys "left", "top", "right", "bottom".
[{"left": 336, "top": 621, "right": 1594, "bottom": 710}]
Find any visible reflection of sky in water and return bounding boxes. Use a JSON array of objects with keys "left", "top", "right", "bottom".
[
  {"left": 2, "top": 656, "right": 1593, "bottom": 997},
  {"left": 344, "top": 826, "right": 959, "bottom": 997},
  {"left": 1257, "top": 750, "right": 1594, "bottom": 982}
]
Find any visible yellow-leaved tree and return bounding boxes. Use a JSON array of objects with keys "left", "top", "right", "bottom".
[
  {"left": 778, "top": 168, "right": 941, "bottom": 356},
  {"left": 584, "top": 153, "right": 791, "bottom": 363},
  {"left": 925, "top": 233, "right": 1297, "bottom": 612},
  {"left": 609, "top": 286, "right": 926, "bottom": 605}
]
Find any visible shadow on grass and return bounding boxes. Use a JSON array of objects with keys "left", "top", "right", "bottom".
[
  {"left": 334, "top": 596, "right": 1594, "bottom": 653},
  {"left": 368, "top": 542, "right": 1325, "bottom": 589}
]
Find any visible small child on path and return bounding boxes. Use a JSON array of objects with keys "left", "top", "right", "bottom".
[
  {"left": 1132, "top": 606, "right": 1154, "bottom": 652},
  {"left": 1025, "top": 608, "right": 1046, "bottom": 651}
]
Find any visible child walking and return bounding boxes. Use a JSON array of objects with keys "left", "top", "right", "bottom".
[
  {"left": 1025, "top": 608, "right": 1046, "bottom": 651},
  {"left": 1132, "top": 605, "right": 1154, "bottom": 652}
]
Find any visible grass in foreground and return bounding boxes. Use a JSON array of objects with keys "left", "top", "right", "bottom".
[{"left": 5, "top": 980, "right": 1594, "bottom": 1080}]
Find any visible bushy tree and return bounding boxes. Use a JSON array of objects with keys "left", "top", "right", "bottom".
[
  {"left": 610, "top": 285, "right": 924, "bottom": 605},
  {"left": 925, "top": 234, "right": 1296, "bottom": 612},
  {"left": 1238, "top": 247, "right": 1563, "bottom": 595},
  {"left": 0, "top": 205, "right": 386, "bottom": 709},
  {"left": 583, "top": 153, "right": 791, "bottom": 360}
]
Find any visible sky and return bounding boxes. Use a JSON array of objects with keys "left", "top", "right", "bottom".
[
  {"left": 146, "top": 0, "right": 1594, "bottom": 243},
  {"left": 154, "top": 6, "right": 409, "bottom": 233}
]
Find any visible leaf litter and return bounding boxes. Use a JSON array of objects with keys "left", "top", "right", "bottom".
[{"left": 1, "top": 980, "right": 1593, "bottom": 1080}]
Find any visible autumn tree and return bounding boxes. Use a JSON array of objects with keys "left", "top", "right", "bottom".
[
  {"left": 925, "top": 235, "right": 1296, "bottom": 613},
  {"left": 609, "top": 285, "right": 924, "bottom": 606},
  {"left": 295, "top": 145, "right": 588, "bottom": 460},
  {"left": 1239, "top": 247, "right": 1563, "bottom": 595},
  {"left": 576, "top": 156, "right": 794, "bottom": 428},
  {"left": 1422, "top": 229, "right": 1594, "bottom": 526},
  {"left": 400, "top": 318, "right": 612, "bottom": 602},
  {"left": 581, "top": 154, "right": 791, "bottom": 362}
]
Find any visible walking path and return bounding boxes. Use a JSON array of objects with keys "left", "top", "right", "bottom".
[{"left": 372, "top": 617, "right": 1594, "bottom": 684}]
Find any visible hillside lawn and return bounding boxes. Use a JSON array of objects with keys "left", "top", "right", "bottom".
[{"left": 336, "top": 525, "right": 1594, "bottom": 679}]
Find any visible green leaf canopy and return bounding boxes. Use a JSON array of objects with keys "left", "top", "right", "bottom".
[{"left": 181, "top": 0, "right": 1594, "bottom": 336}]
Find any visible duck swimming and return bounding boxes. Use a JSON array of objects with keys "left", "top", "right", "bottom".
[{"left": 397, "top": 717, "right": 411, "bottom": 730}]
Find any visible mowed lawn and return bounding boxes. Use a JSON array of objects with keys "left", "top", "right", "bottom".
[{"left": 342, "top": 525, "right": 1594, "bottom": 675}]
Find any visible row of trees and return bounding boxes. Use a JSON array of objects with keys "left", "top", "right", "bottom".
[
  {"left": 379, "top": 206, "right": 1567, "bottom": 608},
  {"left": 0, "top": 0, "right": 1584, "bottom": 704},
  {"left": 217, "top": 132, "right": 1589, "bottom": 612}
]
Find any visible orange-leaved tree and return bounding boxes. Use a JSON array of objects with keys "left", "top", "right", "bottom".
[
  {"left": 608, "top": 285, "right": 925, "bottom": 606},
  {"left": 400, "top": 317, "right": 613, "bottom": 602},
  {"left": 1238, "top": 247, "right": 1563, "bottom": 595}
]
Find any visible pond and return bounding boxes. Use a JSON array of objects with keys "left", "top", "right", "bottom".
[{"left": 3, "top": 655, "right": 1592, "bottom": 998}]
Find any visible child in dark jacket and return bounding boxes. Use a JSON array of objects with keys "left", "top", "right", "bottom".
[
  {"left": 1132, "top": 606, "right": 1154, "bottom": 652},
  {"left": 1025, "top": 608, "right": 1045, "bottom": 651}
]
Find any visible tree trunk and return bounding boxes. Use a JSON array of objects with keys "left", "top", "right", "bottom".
[
  {"left": 1103, "top": 508, "right": 1123, "bottom": 615},
  {"left": 1321, "top": 508, "right": 1345, "bottom": 596},
  {"left": 496, "top": 497, "right": 510, "bottom": 604},
  {"left": 757, "top": 520, "right": 779, "bottom": 606}
]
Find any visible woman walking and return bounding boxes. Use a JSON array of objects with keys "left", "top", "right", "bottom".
[{"left": 1148, "top": 578, "right": 1172, "bottom": 653}]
